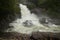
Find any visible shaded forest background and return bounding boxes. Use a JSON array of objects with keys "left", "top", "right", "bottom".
[
  {"left": 0, "top": 0, "right": 60, "bottom": 19},
  {"left": 0, "top": 0, "right": 60, "bottom": 31}
]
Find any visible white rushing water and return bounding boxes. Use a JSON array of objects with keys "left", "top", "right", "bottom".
[{"left": 7, "top": 4, "right": 60, "bottom": 34}]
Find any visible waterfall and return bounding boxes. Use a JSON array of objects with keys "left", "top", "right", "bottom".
[
  {"left": 19, "top": 4, "right": 44, "bottom": 26},
  {"left": 6, "top": 4, "right": 60, "bottom": 34}
]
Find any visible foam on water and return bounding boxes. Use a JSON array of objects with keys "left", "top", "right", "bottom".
[{"left": 7, "top": 4, "right": 60, "bottom": 34}]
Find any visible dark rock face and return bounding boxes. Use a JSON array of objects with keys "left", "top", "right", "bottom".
[
  {"left": 0, "top": 12, "right": 21, "bottom": 32},
  {"left": 0, "top": 0, "right": 21, "bottom": 32},
  {"left": 23, "top": 20, "right": 33, "bottom": 27},
  {"left": 51, "top": 19, "right": 60, "bottom": 25}
]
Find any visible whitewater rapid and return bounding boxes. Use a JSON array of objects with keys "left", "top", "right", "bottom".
[{"left": 6, "top": 4, "right": 60, "bottom": 34}]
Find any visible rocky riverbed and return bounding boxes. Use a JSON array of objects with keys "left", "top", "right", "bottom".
[{"left": 0, "top": 32, "right": 60, "bottom": 40}]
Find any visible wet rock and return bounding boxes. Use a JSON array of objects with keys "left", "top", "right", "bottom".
[
  {"left": 0, "top": 32, "right": 60, "bottom": 40},
  {"left": 23, "top": 20, "right": 33, "bottom": 27}
]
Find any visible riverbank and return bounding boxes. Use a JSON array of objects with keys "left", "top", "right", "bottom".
[{"left": 0, "top": 32, "right": 60, "bottom": 40}]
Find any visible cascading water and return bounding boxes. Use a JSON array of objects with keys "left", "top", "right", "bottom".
[{"left": 7, "top": 4, "right": 60, "bottom": 34}]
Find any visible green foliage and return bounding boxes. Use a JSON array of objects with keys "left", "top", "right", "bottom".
[
  {"left": 0, "top": 0, "right": 20, "bottom": 32},
  {"left": 8, "top": 0, "right": 20, "bottom": 13},
  {"left": 46, "top": 0, "right": 60, "bottom": 19},
  {"left": 37, "top": 0, "right": 47, "bottom": 6},
  {"left": 0, "top": 0, "right": 20, "bottom": 15}
]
